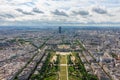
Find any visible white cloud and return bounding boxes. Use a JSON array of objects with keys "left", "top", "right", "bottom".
[{"left": 0, "top": 0, "right": 120, "bottom": 26}]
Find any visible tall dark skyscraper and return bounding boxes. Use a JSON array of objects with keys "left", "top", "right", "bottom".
[{"left": 59, "top": 26, "right": 61, "bottom": 33}]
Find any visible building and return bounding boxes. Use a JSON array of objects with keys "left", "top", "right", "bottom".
[{"left": 59, "top": 26, "right": 61, "bottom": 33}]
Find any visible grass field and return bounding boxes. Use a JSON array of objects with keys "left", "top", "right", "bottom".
[
  {"left": 59, "top": 55, "right": 68, "bottom": 80},
  {"left": 60, "top": 55, "right": 67, "bottom": 64},
  {"left": 60, "top": 66, "right": 67, "bottom": 80}
]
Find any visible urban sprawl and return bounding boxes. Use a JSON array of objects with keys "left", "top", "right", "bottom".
[{"left": 0, "top": 27, "right": 120, "bottom": 80}]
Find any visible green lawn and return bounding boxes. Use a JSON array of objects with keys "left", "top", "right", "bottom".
[
  {"left": 60, "top": 55, "right": 67, "bottom": 64},
  {"left": 60, "top": 66, "right": 67, "bottom": 80},
  {"left": 44, "top": 75, "right": 58, "bottom": 80},
  {"left": 59, "top": 55, "right": 68, "bottom": 80}
]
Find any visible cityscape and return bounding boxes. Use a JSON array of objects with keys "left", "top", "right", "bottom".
[
  {"left": 0, "top": 0, "right": 120, "bottom": 80},
  {"left": 0, "top": 27, "right": 120, "bottom": 80}
]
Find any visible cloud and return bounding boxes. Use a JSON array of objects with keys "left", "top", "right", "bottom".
[
  {"left": 0, "top": 0, "right": 120, "bottom": 26},
  {"left": 0, "top": 14, "right": 15, "bottom": 18},
  {"left": 16, "top": 8, "right": 34, "bottom": 15},
  {"left": 72, "top": 10, "right": 89, "bottom": 16},
  {"left": 52, "top": 9, "right": 68, "bottom": 17},
  {"left": 92, "top": 7, "right": 107, "bottom": 14},
  {"left": 20, "top": 2, "right": 35, "bottom": 7},
  {"left": 32, "top": 8, "right": 44, "bottom": 14}
]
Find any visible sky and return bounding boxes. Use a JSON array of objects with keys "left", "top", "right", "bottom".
[{"left": 0, "top": 0, "right": 120, "bottom": 26}]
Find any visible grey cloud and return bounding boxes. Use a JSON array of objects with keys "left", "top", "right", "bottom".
[
  {"left": 32, "top": 8, "right": 44, "bottom": 14},
  {"left": 72, "top": 10, "right": 89, "bottom": 16},
  {"left": 0, "top": 14, "right": 15, "bottom": 18},
  {"left": 16, "top": 9, "right": 34, "bottom": 15},
  {"left": 52, "top": 9, "right": 68, "bottom": 17},
  {"left": 92, "top": 7, "right": 107, "bottom": 14}
]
